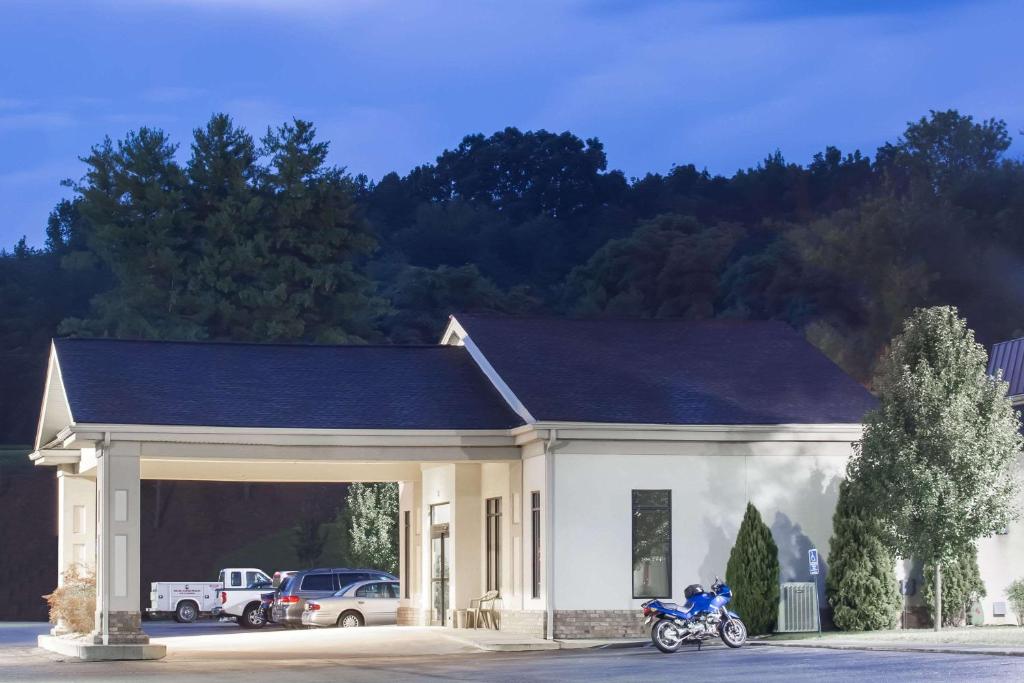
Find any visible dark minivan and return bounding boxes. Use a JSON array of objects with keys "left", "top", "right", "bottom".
[{"left": 272, "top": 568, "right": 397, "bottom": 627}]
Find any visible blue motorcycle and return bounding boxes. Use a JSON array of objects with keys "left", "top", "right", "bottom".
[{"left": 641, "top": 577, "right": 747, "bottom": 653}]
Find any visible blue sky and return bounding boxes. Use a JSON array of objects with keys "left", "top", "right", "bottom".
[{"left": 2, "top": 0, "right": 1022, "bottom": 247}]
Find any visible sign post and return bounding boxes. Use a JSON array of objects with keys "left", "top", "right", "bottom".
[{"left": 808, "top": 548, "right": 821, "bottom": 634}]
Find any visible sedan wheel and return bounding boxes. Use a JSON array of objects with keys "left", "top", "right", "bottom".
[{"left": 338, "top": 612, "right": 363, "bottom": 628}]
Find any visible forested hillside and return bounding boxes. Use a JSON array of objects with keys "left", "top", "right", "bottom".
[{"left": 2, "top": 109, "right": 1023, "bottom": 443}]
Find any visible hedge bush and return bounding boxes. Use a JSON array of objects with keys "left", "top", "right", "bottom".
[
  {"left": 826, "top": 479, "right": 901, "bottom": 630},
  {"left": 725, "top": 502, "right": 780, "bottom": 635}
]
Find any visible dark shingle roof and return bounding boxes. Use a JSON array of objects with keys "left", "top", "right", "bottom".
[
  {"left": 54, "top": 338, "right": 524, "bottom": 430},
  {"left": 989, "top": 337, "right": 1024, "bottom": 397},
  {"left": 456, "top": 315, "right": 877, "bottom": 425}
]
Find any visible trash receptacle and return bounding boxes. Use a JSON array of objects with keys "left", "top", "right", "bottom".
[{"left": 454, "top": 609, "right": 468, "bottom": 629}]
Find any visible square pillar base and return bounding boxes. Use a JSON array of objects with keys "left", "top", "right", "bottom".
[
  {"left": 397, "top": 606, "right": 430, "bottom": 626},
  {"left": 90, "top": 611, "right": 150, "bottom": 645}
]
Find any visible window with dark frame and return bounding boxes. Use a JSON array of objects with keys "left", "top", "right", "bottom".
[
  {"left": 403, "top": 510, "right": 411, "bottom": 599},
  {"left": 485, "top": 497, "right": 501, "bottom": 592},
  {"left": 531, "top": 491, "right": 541, "bottom": 599},
  {"left": 631, "top": 489, "right": 672, "bottom": 599}
]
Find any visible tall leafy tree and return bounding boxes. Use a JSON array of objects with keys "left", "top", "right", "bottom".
[
  {"left": 725, "top": 503, "right": 780, "bottom": 635},
  {"left": 346, "top": 483, "right": 399, "bottom": 574},
  {"left": 876, "top": 110, "right": 1012, "bottom": 192},
  {"left": 564, "top": 214, "right": 744, "bottom": 319},
  {"left": 826, "top": 479, "right": 901, "bottom": 630},
  {"left": 848, "top": 306, "right": 1022, "bottom": 629},
  {"left": 379, "top": 263, "right": 536, "bottom": 343}
]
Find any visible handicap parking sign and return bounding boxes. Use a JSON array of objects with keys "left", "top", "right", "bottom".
[{"left": 808, "top": 548, "right": 819, "bottom": 575}]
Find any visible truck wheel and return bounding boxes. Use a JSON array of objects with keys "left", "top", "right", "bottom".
[
  {"left": 174, "top": 600, "right": 199, "bottom": 623},
  {"left": 240, "top": 604, "right": 266, "bottom": 629},
  {"left": 337, "top": 611, "right": 364, "bottom": 628}
]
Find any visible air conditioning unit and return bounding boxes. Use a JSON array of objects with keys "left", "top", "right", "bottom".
[{"left": 777, "top": 582, "right": 820, "bottom": 632}]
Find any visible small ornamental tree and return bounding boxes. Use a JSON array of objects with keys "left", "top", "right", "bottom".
[
  {"left": 848, "top": 306, "right": 1022, "bottom": 630},
  {"left": 826, "top": 479, "right": 902, "bottom": 630},
  {"left": 725, "top": 502, "right": 780, "bottom": 635},
  {"left": 922, "top": 546, "right": 986, "bottom": 627},
  {"left": 347, "top": 483, "right": 399, "bottom": 574},
  {"left": 43, "top": 565, "right": 96, "bottom": 634},
  {"left": 1006, "top": 578, "right": 1024, "bottom": 626}
]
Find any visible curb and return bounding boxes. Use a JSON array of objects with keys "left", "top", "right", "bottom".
[
  {"left": 37, "top": 634, "right": 167, "bottom": 661},
  {"left": 440, "top": 633, "right": 559, "bottom": 652},
  {"left": 441, "top": 633, "right": 650, "bottom": 653},
  {"left": 749, "top": 640, "right": 1024, "bottom": 658},
  {"left": 556, "top": 639, "right": 649, "bottom": 650}
]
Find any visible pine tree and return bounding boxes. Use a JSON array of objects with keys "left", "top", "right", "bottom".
[
  {"left": 725, "top": 502, "right": 780, "bottom": 635},
  {"left": 826, "top": 480, "right": 901, "bottom": 630},
  {"left": 347, "top": 483, "right": 399, "bottom": 574},
  {"left": 923, "top": 546, "right": 986, "bottom": 627}
]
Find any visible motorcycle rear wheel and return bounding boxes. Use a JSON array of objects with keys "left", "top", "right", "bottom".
[
  {"left": 720, "top": 618, "right": 747, "bottom": 648},
  {"left": 651, "top": 619, "right": 684, "bottom": 653}
]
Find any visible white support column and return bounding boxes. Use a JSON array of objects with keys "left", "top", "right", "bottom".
[
  {"left": 451, "top": 463, "right": 483, "bottom": 621},
  {"left": 397, "top": 478, "right": 424, "bottom": 625},
  {"left": 52, "top": 467, "right": 96, "bottom": 635},
  {"left": 56, "top": 468, "right": 96, "bottom": 577},
  {"left": 91, "top": 440, "right": 148, "bottom": 645}
]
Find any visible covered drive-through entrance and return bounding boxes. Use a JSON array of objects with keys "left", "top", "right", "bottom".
[
  {"left": 33, "top": 431, "right": 534, "bottom": 651},
  {"left": 29, "top": 325, "right": 553, "bottom": 657}
]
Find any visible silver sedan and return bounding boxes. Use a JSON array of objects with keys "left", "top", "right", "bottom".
[{"left": 301, "top": 579, "right": 401, "bottom": 628}]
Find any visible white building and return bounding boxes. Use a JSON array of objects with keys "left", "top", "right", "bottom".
[{"left": 33, "top": 314, "right": 1017, "bottom": 652}]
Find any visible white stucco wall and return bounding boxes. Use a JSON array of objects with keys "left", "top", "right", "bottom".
[
  {"left": 551, "top": 449, "right": 848, "bottom": 611},
  {"left": 975, "top": 455, "right": 1024, "bottom": 625}
]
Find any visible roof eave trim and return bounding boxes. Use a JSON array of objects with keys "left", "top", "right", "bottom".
[
  {"left": 56, "top": 423, "right": 519, "bottom": 449},
  {"left": 512, "top": 421, "right": 865, "bottom": 444}
]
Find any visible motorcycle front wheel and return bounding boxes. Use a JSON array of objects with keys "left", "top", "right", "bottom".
[
  {"left": 651, "top": 619, "right": 684, "bottom": 653},
  {"left": 720, "top": 617, "right": 747, "bottom": 648}
]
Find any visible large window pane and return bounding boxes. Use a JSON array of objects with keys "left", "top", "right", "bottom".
[
  {"left": 632, "top": 489, "right": 671, "bottom": 599},
  {"left": 531, "top": 491, "right": 541, "bottom": 599},
  {"left": 486, "top": 497, "right": 501, "bottom": 592},
  {"left": 403, "top": 511, "right": 411, "bottom": 598}
]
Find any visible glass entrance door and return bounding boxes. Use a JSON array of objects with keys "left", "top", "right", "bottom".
[
  {"left": 430, "top": 503, "right": 451, "bottom": 626},
  {"left": 430, "top": 526, "right": 450, "bottom": 625}
]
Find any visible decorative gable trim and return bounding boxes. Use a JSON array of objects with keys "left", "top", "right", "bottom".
[
  {"left": 443, "top": 315, "right": 536, "bottom": 425},
  {"left": 34, "top": 341, "right": 74, "bottom": 451}
]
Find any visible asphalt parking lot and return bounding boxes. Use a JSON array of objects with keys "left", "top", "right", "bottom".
[{"left": 2, "top": 621, "right": 1023, "bottom": 682}]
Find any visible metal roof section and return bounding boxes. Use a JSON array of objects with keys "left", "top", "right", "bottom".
[{"left": 989, "top": 336, "right": 1024, "bottom": 398}]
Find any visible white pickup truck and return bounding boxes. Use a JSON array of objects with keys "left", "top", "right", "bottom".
[
  {"left": 147, "top": 567, "right": 270, "bottom": 623},
  {"left": 213, "top": 570, "right": 295, "bottom": 629}
]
